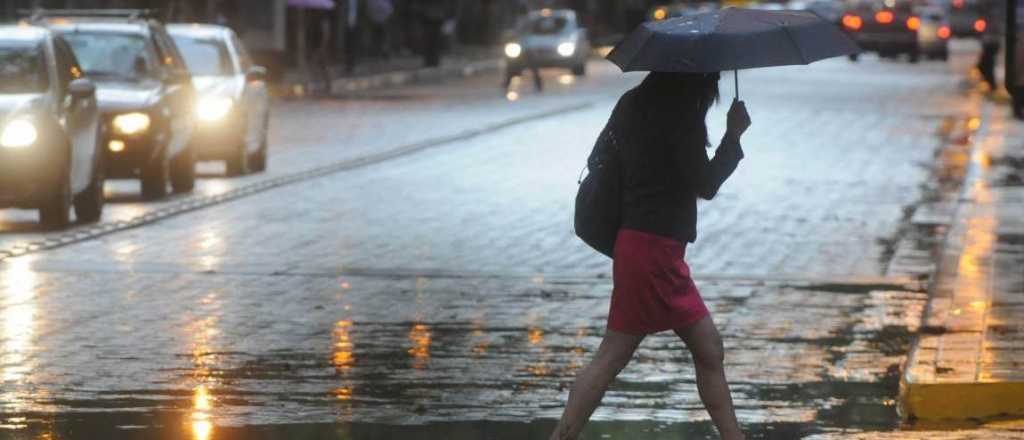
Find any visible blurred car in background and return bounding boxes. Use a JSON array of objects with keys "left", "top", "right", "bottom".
[
  {"left": 917, "top": 5, "right": 951, "bottom": 60},
  {"left": 791, "top": 0, "right": 845, "bottom": 25},
  {"left": 504, "top": 9, "right": 590, "bottom": 79},
  {"left": 168, "top": 24, "right": 269, "bottom": 175},
  {"left": 34, "top": 10, "right": 197, "bottom": 200},
  {"left": 0, "top": 24, "right": 105, "bottom": 228},
  {"left": 648, "top": 2, "right": 718, "bottom": 21},
  {"left": 944, "top": 0, "right": 988, "bottom": 37},
  {"left": 842, "top": 0, "right": 921, "bottom": 62}
]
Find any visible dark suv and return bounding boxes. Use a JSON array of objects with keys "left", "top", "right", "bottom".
[{"left": 31, "top": 10, "right": 197, "bottom": 199}]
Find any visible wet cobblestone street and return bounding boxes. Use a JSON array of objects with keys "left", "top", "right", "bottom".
[{"left": 2, "top": 44, "right": 1022, "bottom": 439}]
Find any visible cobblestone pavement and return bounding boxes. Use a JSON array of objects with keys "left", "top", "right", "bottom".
[{"left": 2, "top": 45, "right": 1023, "bottom": 439}]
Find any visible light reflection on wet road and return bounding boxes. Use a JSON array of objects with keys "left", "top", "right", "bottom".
[{"left": 2, "top": 43, "right": 1021, "bottom": 440}]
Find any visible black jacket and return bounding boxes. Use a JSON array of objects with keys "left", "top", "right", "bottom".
[{"left": 611, "top": 87, "right": 743, "bottom": 244}]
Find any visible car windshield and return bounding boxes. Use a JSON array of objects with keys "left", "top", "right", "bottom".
[
  {"left": 170, "top": 35, "right": 234, "bottom": 76},
  {"left": 62, "top": 32, "right": 156, "bottom": 80},
  {"left": 528, "top": 16, "right": 569, "bottom": 35},
  {"left": 0, "top": 42, "right": 48, "bottom": 93}
]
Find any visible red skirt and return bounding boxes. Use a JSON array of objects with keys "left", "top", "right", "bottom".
[{"left": 607, "top": 229, "right": 710, "bottom": 335}]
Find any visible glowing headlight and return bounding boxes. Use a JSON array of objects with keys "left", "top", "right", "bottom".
[
  {"left": 0, "top": 119, "right": 38, "bottom": 149},
  {"left": 113, "top": 112, "right": 151, "bottom": 135},
  {"left": 505, "top": 42, "right": 523, "bottom": 59},
  {"left": 197, "top": 97, "right": 233, "bottom": 122},
  {"left": 557, "top": 42, "right": 576, "bottom": 57}
]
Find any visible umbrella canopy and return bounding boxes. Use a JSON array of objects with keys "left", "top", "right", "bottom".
[
  {"left": 288, "top": 0, "right": 335, "bottom": 9},
  {"left": 607, "top": 8, "right": 859, "bottom": 73}
]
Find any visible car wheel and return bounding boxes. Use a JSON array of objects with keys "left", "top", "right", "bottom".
[
  {"left": 226, "top": 141, "right": 249, "bottom": 177},
  {"left": 170, "top": 144, "right": 197, "bottom": 193},
  {"left": 250, "top": 133, "right": 268, "bottom": 173},
  {"left": 141, "top": 148, "right": 170, "bottom": 200},
  {"left": 848, "top": 53, "right": 860, "bottom": 62},
  {"left": 73, "top": 153, "right": 105, "bottom": 223},
  {"left": 909, "top": 49, "right": 920, "bottom": 63},
  {"left": 572, "top": 63, "right": 586, "bottom": 76},
  {"left": 40, "top": 168, "right": 72, "bottom": 229}
]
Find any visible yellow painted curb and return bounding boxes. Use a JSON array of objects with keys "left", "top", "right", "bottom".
[{"left": 901, "top": 379, "right": 1024, "bottom": 421}]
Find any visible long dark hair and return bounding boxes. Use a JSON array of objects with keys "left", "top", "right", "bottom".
[{"left": 635, "top": 71, "right": 720, "bottom": 147}]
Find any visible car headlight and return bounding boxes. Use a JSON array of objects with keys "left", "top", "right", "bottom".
[
  {"left": 197, "top": 97, "right": 233, "bottom": 122},
  {"left": 505, "top": 42, "right": 523, "bottom": 59},
  {"left": 0, "top": 119, "right": 38, "bottom": 149},
  {"left": 557, "top": 42, "right": 577, "bottom": 57},
  {"left": 113, "top": 112, "right": 151, "bottom": 135}
]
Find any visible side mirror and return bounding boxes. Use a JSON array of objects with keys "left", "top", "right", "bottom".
[
  {"left": 246, "top": 66, "right": 267, "bottom": 82},
  {"left": 68, "top": 78, "right": 96, "bottom": 99}
]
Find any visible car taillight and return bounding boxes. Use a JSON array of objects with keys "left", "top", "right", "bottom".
[
  {"left": 974, "top": 18, "right": 987, "bottom": 32},
  {"left": 938, "top": 25, "right": 951, "bottom": 39},
  {"left": 953, "top": 0, "right": 964, "bottom": 8},
  {"left": 907, "top": 16, "right": 921, "bottom": 30},
  {"left": 876, "top": 10, "right": 895, "bottom": 24},
  {"left": 843, "top": 14, "right": 864, "bottom": 30}
]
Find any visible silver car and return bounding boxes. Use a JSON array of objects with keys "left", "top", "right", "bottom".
[
  {"left": 168, "top": 24, "right": 270, "bottom": 175},
  {"left": 504, "top": 9, "right": 591, "bottom": 78},
  {"left": 0, "top": 25, "right": 105, "bottom": 228}
]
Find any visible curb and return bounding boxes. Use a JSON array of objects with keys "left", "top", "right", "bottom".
[
  {"left": 899, "top": 100, "right": 1024, "bottom": 422},
  {"left": 275, "top": 58, "right": 502, "bottom": 98}
]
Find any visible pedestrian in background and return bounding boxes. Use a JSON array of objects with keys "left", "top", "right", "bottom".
[
  {"left": 309, "top": 14, "right": 333, "bottom": 95},
  {"left": 367, "top": 0, "right": 394, "bottom": 59},
  {"left": 549, "top": 72, "right": 750, "bottom": 440},
  {"left": 417, "top": 0, "right": 450, "bottom": 67},
  {"left": 977, "top": 0, "right": 1005, "bottom": 92},
  {"left": 343, "top": 0, "right": 360, "bottom": 74}
]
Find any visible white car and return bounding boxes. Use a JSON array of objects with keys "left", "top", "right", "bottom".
[
  {"left": 168, "top": 23, "right": 270, "bottom": 175},
  {"left": 504, "top": 9, "right": 591, "bottom": 79},
  {"left": 0, "top": 25, "right": 105, "bottom": 227}
]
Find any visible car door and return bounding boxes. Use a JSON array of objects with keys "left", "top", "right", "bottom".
[
  {"left": 231, "top": 32, "right": 268, "bottom": 154},
  {"left": 53, "top": 37, "right": 98, "bottom": 194},
  {"left": 151, "top": 25, "right": 194, "bottom": 159}
]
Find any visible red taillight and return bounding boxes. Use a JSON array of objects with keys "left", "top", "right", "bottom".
[
  {"left": 974, "top": 18, "right": 987, "bottom": 32},
  {"left": 938, "top": 25, "right": 951, "bottom": 39},
  {"left": 842, "top": 14, "right": 864, "bottom": 30},
  {"left": 953, "top": 0, "right": 965, "bottom": 8},
  {"left": 907, "top": 16, "right": 921, "bottom": 30},
  {"left": 876, "top": 10, "right": 895, "bottom": 24}
]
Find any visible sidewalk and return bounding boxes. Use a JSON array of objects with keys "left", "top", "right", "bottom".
[
  {"left": 276, "top": 47, "right": 502, "bottom": 98},
  {"left": 900, "top": 99, "right": 1024, "bottom": 421}
]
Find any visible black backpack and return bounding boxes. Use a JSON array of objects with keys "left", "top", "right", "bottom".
[{"left": 574, "top": 124, "right": 622, "bottom": 259}]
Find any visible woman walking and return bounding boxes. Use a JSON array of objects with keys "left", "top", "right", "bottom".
[{"left": 551, "top": 72, "right": 750, "bottom": 440}]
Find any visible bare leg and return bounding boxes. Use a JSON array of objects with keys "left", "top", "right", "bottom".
[
  {"left": 549, "top": 329, "right": 645, "bottom": 440},
  {"left": 675, "top": 316, "right": 745, "bottom": 440}
]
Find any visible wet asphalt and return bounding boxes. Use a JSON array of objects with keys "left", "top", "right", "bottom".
[{"left": 1, "top": 42, "right": 1021, "bottom": 439}]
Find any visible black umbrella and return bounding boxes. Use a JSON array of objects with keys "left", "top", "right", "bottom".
[{"left": 607, "top": 7, "right": 859, "bottom": 97}]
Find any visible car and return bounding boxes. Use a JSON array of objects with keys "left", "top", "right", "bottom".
[
  {"left": 917, "top": 5, "right": 952, "bottom": 60},
  {"left": 0, "top": 24, "right": 105, "bottom": 228},
  {"left": 791, "top": 0, "right": 845, "bottom": 25},
  {"left": 944, "top": 0, "right": 988, "bottom": 37},
  {"left": 842, "top": 0, "right": 921, "bottom": 62},
  {"left": 32, "top": 9, "right": 197, "bottom": 199},
  {"left": 648, "top": 2, "right": 718, "bottom": 22},
  {"left": 167, "top": 23, "right": 270, "bottom": 175},
  {"left": 504, "top": 9, "right": 591, "bottom": 79}
]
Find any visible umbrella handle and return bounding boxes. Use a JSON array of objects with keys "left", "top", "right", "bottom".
[{"left": 734, "top": 70, "right": 739, "bottom": 100}]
